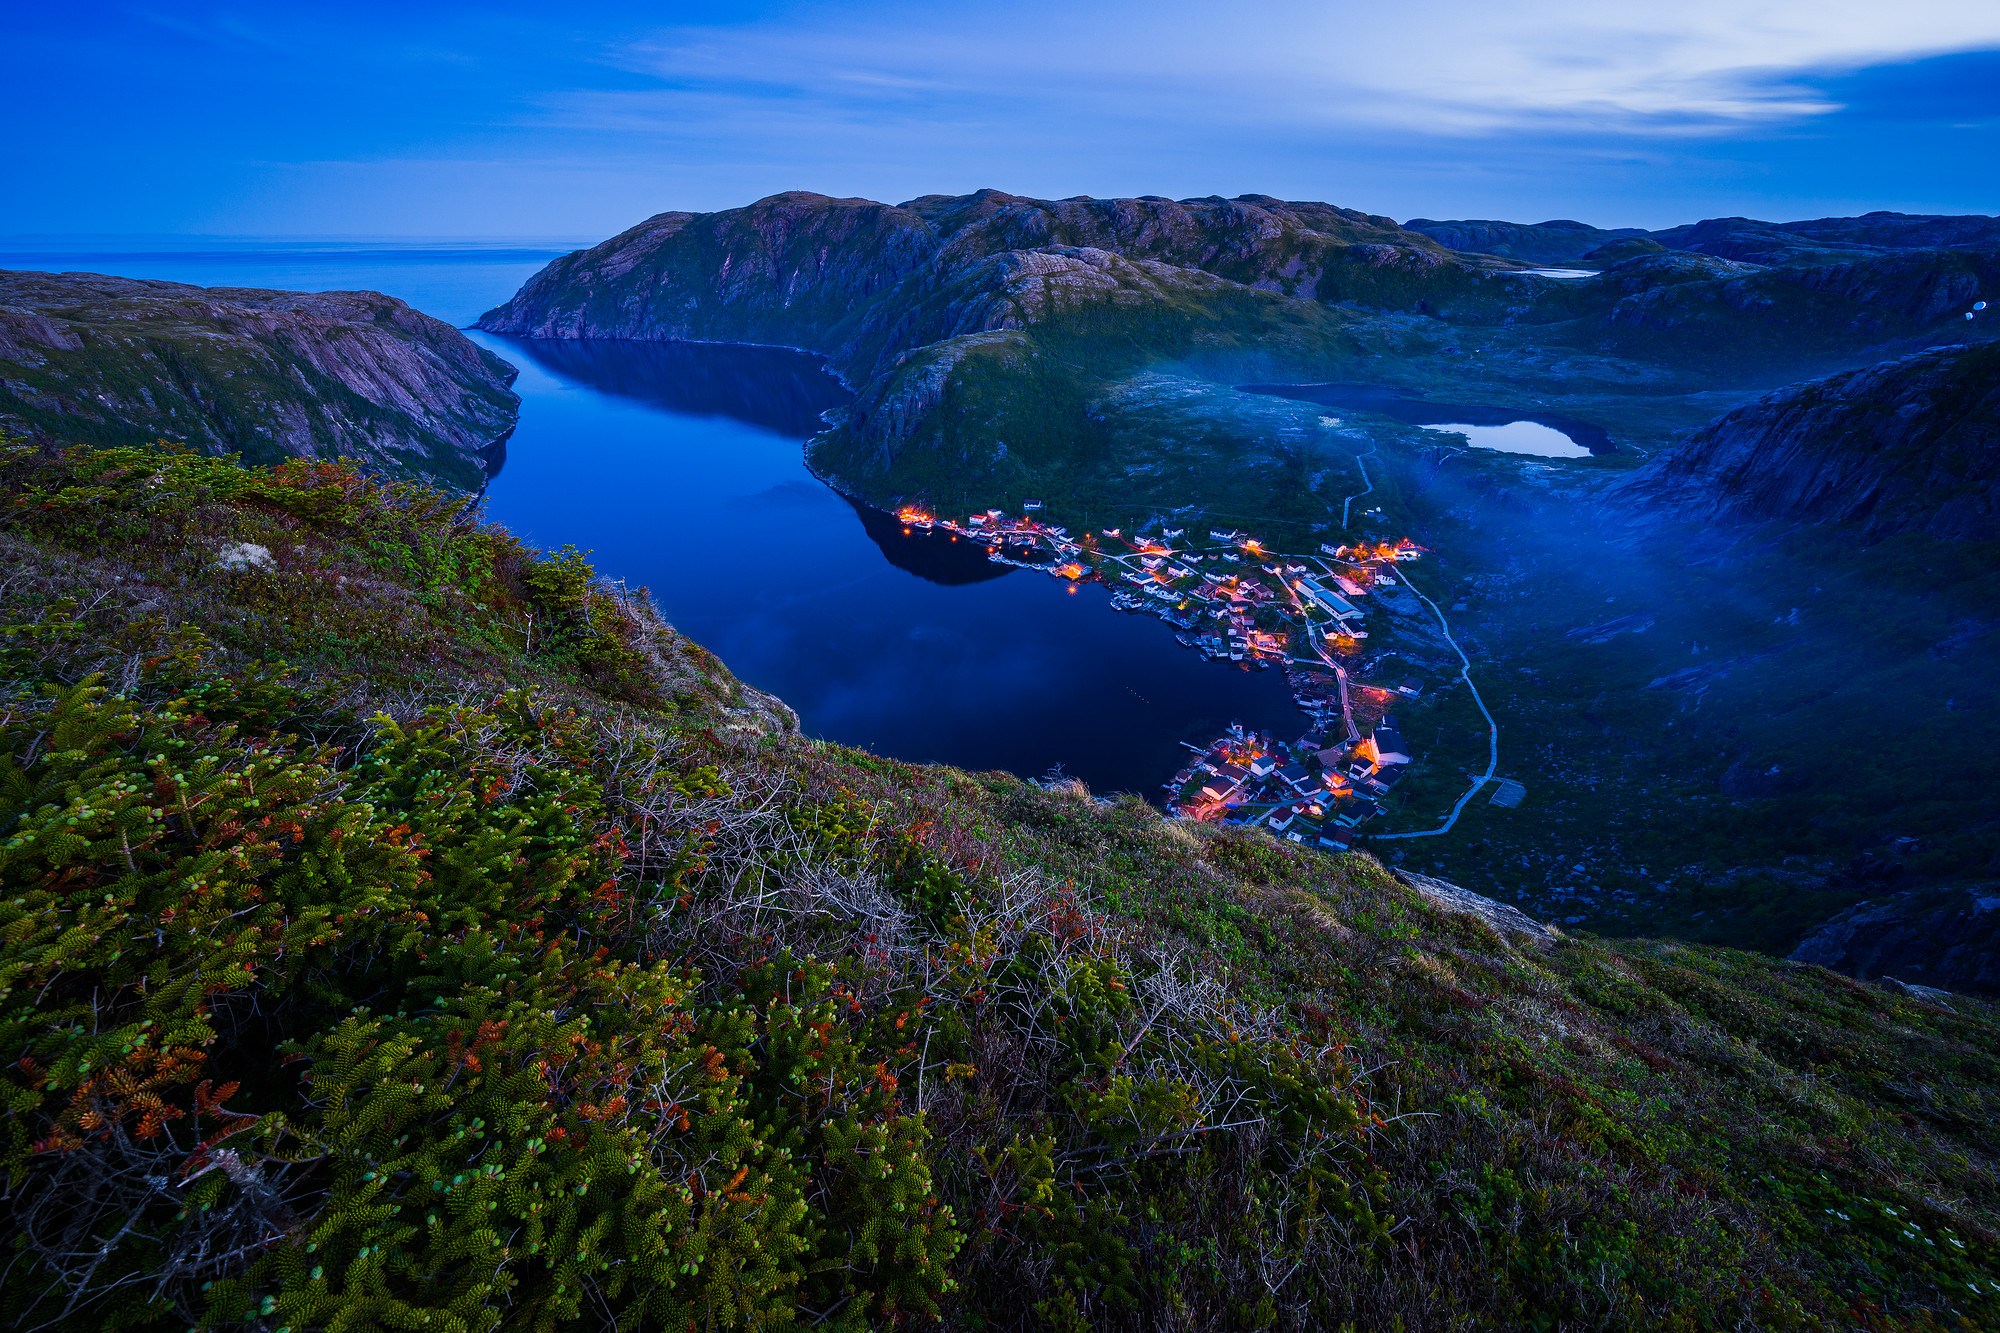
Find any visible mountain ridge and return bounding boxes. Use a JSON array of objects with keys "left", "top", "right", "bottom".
[
  {"left": 0, "top": 270, "right": 521, "bottom": 490},
  {"left": 1404, "top": 209, "right": 2000, "bottom": 267}
]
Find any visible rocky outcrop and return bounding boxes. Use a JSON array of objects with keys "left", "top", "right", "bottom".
[
  {"left": 1609, "top": 341, "right": 2000, "bottom": 540},
  {"left": 1394, "top": 870, "right": 1564, "bottom": 950},
  {"left": 478, "top": 192, "right": 1998, "bottom": 508},
  {"left": 1780, "top": 211, "right": 2000, "bottom": 251},
  {"left": 1401, "top": 218, "right": 1648, "bottom": 265},
  {"left": 475, "top": 193, "right": 936, "bottom": 373},
  {"left": 1647, "top": 217, "right": 1882, "bottom": 267},
  {"left": 0, "top": 272, "right": 520, "bottom": 489},
  {"left": 1790, "top": 885, "right": 2000, "bottom": 995}
]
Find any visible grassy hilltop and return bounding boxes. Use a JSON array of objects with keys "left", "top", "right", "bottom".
[{"left": 3, "top": 436, "right": 1997, "bottom": 1332}]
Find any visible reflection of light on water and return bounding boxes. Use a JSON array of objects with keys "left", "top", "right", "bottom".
[{"left": 1421, "top": 420, "right": 1591, "bottom": 458}]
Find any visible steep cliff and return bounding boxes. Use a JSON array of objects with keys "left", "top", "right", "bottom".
[
  {"left": 1609, "top": 340, "right": 2000, "bottom": 540},
  {"left": 478, "top": 192, "right": 1997, "bottom": 510},
  {"left": 0, "top": 271, "right": 520, "bottom": 490}
]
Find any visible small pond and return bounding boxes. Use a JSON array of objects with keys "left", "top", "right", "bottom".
[
  {"left": 1237, "top": 381, "right": 1612, "bottom": 456},
  {"left": 1414, "top": 420, "right": 1591, "bottom": 457}
]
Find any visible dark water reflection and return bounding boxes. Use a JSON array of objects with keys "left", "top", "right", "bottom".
[
  {"left": 475, "top": 334, "right": 1304, "bottom": 796},
  {"left": 495, "top": 337, "right": 852, "bottom": 437},
  {"left": 845, "top": 498, "right": 1015, "bottom": 586},
  {"left": 1240, "top": 381, "right": 1613, "bottom": 453}
]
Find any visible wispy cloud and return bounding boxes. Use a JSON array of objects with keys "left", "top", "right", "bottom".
[
  {"left": 14, "top": 1, "right": 1997, "bottom": 234},
  {"left": 571, "top": 0, "right": 2000, "bottom": 140}
]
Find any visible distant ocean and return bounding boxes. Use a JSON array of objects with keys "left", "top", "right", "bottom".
[{"left": 0, "top": 237, "right": 588, "bottom": 327}]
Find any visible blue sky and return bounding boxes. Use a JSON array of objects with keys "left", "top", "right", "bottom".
[{"left": 11, "top": 1, "right": 1998, "bottom": 237}]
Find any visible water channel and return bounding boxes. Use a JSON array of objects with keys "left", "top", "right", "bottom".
[{"left": 7, "top": 240, "right": 1304, "bottom": 795}]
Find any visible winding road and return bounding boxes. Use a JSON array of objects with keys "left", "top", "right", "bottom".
[
  {"left": 1339, "top": 443, "right": 1378, "bottom": 528},
  {"left": 1372, "top": 570, "right": 1500, "bottom": 840}
]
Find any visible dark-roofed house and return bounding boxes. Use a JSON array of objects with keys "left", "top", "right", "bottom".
[
  {"left": 1335, "top": 798, "right": 1382, "bottom": 827},
  {"left": 1363, "top": 766, "right": 1406, "bottom": 798}
]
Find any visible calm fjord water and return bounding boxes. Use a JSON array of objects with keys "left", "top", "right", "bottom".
[{"left": 11, "top": 242, "right": 1302, "bottom": 794}]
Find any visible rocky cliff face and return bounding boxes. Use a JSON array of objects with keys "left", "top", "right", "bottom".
[
  {"left": 1609, "top": 340, "right": 2000, "bottom": 540},
  {"left": 0, "top": 271, "right": 519, "bottom": 489},
  {"left": 1790, "top": 885, "right": 2000, "bottom": 995}
]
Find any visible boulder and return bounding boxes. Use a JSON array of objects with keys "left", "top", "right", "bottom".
[{"left": 1394, "top": 869, "right": 1564, "bottom": 949}]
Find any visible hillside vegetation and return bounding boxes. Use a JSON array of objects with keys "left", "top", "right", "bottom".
[{"left": 3, "top": 436, "right": 1997, "bottom": 1332}]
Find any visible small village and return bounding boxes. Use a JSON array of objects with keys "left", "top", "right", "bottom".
[{"left": 895, "top": 502, "right": 1430, "bottom": 846}]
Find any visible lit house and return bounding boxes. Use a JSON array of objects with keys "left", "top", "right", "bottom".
[
  {"left": 1295, "top": 578, "right": 1364, "bottom": 622},
  {"left": 1199, "top": 773, "right": 1241, "bottom": 803},
  {"left": 1371, "top": 724, "right": 1413, "bottom": 766}
]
